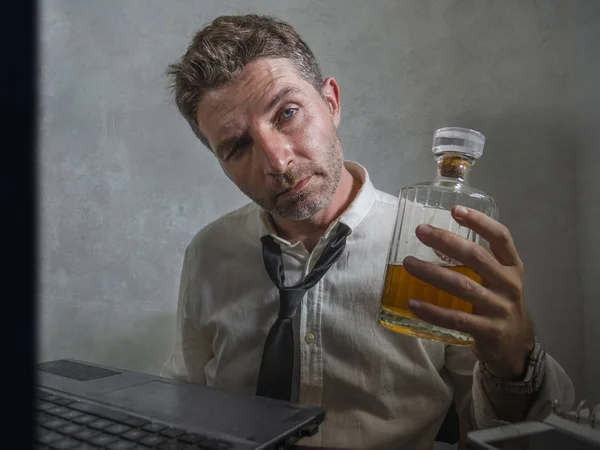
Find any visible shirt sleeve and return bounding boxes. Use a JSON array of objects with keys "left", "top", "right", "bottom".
[
  {"left": 444, "top": 345, "right": 576, "bottom": 432},
  {"left": 161, "top": 244, "right": 214, "bottom": 384}
]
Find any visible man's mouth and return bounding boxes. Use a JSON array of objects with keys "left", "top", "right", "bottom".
[{"left": 278, "top": 176, "right": 313, "bottom": 198}]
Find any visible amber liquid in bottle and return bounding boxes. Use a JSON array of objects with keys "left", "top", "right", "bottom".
[{"left": 379, "top": 265, "right": 483, "bottom": 345}]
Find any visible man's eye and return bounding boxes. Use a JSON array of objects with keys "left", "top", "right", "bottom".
[
  {"left": 227, "top": 141, "right": 250, "bottom": 160},
  {"left": 280, "top": 108, "right": 297, "bottom": 120}
]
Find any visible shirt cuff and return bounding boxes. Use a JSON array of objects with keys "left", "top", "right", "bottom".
[{"left": 470, "top": 352, "right": 575, "bottom": 429}]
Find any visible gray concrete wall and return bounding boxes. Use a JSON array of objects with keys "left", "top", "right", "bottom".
[
  {"left": 39, "top": 1, "right": 600, "bottom": 400},
  {"left": 573, "top": 6, "right": 600, "bottom": 403}
]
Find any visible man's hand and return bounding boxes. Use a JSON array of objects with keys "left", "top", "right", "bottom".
[{"left": 404, "top": 205, "right": 535, "bottom": 380}]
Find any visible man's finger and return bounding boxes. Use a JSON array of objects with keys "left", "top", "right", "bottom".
[
  {"left": 414, "top": 224, "right": 517, "bottom": 290},
  {"left": 451, "top": 206, "right": 522, "bottom": 268},
  {"left": 403, "top": 256, "right": 507, "bottom": 315},
  {"left": 407, "top": 297, "right": 493, "bottom": 339}
]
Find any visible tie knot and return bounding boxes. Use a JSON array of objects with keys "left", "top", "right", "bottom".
[
  {"left": 278, "top": 289, "right": 306, "bottom": 318},
  {"left": 261, "top": 222, "right": 351, "bottom": 319}
]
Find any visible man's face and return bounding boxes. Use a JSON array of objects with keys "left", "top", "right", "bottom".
[{"left": 196, "top": 58, "right": 344, "bottom": 220}]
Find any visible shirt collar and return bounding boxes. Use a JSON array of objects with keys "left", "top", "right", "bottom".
[{"left": 257, "top": 161, "right": 377, "bottom": 242}]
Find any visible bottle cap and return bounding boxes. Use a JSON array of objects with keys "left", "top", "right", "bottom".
[{"left": 432, "top": 127, "right": 486, "bottom": 158}]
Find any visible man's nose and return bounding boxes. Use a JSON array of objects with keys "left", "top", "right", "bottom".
[{"left": 253, "top": 128, "right": 293, "bottom": 175}]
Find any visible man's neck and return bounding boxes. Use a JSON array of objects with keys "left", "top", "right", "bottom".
[{"left": 269, "top": 165, "right": 361, "bottom": 252}]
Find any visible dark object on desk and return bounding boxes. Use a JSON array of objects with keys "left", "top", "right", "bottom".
[
  {"left": 464, "top": 401, "right": 600, "bottom": 449},
  {"left": 36, "top": 359, "right": 324, "bottom": 449}
]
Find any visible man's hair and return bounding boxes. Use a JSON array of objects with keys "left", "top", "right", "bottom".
[{"left": 166, "top": 14, "right": 324, "bottom": 149}]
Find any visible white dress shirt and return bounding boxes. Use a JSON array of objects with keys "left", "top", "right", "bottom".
[{"left": 163, "top": 161, "right": 574, "bottom": 449}]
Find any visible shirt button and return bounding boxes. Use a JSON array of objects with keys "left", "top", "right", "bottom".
[{"left": 304, "top": 332, "right": 316, "bottom": 344}]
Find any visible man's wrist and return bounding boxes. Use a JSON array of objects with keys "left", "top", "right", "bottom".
[
  {"left": 479, "top": 339, "right": 546, "bottom": 395},
  {"left": 484, "top": 337, "right": 536, "bottom": 380}
]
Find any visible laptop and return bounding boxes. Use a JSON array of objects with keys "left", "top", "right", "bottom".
[{"left": 36, "top": 359, "right": 325, "bottom": 449}]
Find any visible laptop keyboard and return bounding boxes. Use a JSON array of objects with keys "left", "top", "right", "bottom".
[{"left": 36, "top": 389, "right": 235, "bottom": 450}]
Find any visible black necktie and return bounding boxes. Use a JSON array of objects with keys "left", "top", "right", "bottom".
[{"left": 256, "top": 223, "right": 351, "bottom": 400}]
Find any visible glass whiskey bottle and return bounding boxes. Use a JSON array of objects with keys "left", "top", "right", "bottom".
[{"left": 378, "top": 127, "right": 499, "bottom": 345}]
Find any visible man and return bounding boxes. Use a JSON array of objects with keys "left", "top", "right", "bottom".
[{"left": 162, "top": 14, "right": 574, "bottom": 449}]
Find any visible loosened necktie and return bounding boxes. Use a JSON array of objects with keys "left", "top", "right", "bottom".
[{"left": 256, "top": 223, "right": 351, "bottom": 400}]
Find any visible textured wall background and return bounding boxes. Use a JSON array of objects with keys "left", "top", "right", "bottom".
[{"left": 39, "top": 1, "right": 600, "bottom": 400}]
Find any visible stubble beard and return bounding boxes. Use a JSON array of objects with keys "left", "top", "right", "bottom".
[{"left": 259, "top": 137, "right": 344, "bottom": 221}]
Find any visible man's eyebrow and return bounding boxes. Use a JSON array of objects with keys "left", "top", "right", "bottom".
[{"left": 265, "top": 86, "right": 303, "bottom": 113}]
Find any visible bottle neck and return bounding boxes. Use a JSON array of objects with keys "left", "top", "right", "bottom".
[{"left": 434, "top": 153, "right": 475, "bottom": 183}]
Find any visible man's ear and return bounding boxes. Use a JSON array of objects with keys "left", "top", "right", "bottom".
[{"left": 321, "top": 77, "right": 341, "bottom": 128}]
